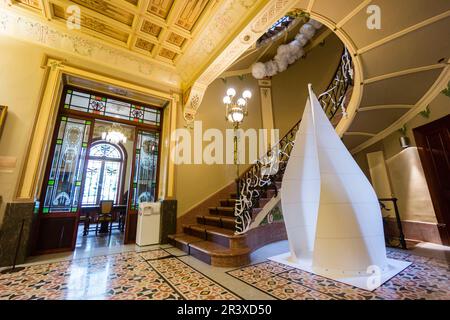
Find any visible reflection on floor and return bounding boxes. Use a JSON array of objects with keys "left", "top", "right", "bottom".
[
  {"left": 0, "top": 241, "right": 448, "bottom": 300},
  {"left": 0, "top": 248, "right": 240, "bottom": 300},
  {"left": 75, "top": 223, "right": 124, "bottom": 254}
]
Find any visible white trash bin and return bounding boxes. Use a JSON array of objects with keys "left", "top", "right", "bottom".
[{"left": 136, "top": 202, "right": 161, "bottom": 246}]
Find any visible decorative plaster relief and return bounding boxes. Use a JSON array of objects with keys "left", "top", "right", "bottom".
[
  {"left": 0, "top": 8, "right": 181, "bottom": 87},
  {"left": 181, "top": 0, "right": 297, "bottom": 123}
]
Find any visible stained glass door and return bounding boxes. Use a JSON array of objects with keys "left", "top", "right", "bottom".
[
  {"left": 124, "top": 130, "right": 160, "bottom": 243},
  {"left": 35, "top": 116, "right": 92, "bottom": 253}
]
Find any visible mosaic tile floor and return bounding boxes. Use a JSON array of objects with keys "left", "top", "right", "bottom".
[
  {"left": 227, "top": 248, "right": 450, "bottom": 300},
  {"left": 1, "top": 245, "right": 449, "bottom": 300},
  {"left": 0, "top": 249, "right": 241, "bottom": 300}
]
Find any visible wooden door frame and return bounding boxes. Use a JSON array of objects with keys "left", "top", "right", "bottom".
[
  {"left": 35, "top": 86, "right": 164, "bottom": 251},
  {"left": 124, "top": 128, "right": 162, "bottom": 244},
  {"left": 33, "top": 113, "right": 94, "bottom": 255},
  {"left": 413, "top": 114, "right": 450, "bottom": 245}
]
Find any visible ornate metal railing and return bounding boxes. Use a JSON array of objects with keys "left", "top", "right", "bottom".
[
  {"left": 379, "top": 198, "right": 407, "bottom": 249},
  {"left": 234, "top": 48, "right": 354, "bottom": 235},
  {"left": 318, "top": 48, "right": 353, "bottom": 120}
]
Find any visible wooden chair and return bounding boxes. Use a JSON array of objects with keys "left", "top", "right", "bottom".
[{"left": 95, "top": 200, "right": 114, "bottom": 235}]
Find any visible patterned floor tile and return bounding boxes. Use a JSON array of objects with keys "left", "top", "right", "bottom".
[
  {"left": 0, "top": 250, "right": 239, "bottom": 300},
  {"left": 227, "top": 248, "right": 450, "bottom": 300},
  {"left": 139, "top": 249, "right": 173, "bottom": 261},
  {"left": 148, "top": 257, "right": 240, "bottom": 300}
]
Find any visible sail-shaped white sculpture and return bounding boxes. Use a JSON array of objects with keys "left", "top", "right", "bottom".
[
  {"left": 271, "top": 85, "right": 410, "bottom": 291},
  {"left": 281, "top": 94, "right": 320, "bottom": 265}
]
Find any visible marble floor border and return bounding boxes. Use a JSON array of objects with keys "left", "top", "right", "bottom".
[{"left": 143, "top": 250, "right": 245, "bottom": 300}]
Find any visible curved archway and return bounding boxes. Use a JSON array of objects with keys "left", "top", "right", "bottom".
[{"left": 81, "top": 140, "right": 127, "bottom": 205}]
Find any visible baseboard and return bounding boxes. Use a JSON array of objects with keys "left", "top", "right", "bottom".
[{"left": 384, "top": 217, "right": 445, "bottom": 245}]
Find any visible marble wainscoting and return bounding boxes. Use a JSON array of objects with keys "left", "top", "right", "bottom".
[{"left": 0, "top": 202, "right": 35, "bottom": 267}]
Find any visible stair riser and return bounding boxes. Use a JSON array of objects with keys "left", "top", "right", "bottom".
[
  {"left": 221, "top": 219, "right": 235, "bottom": 230},
  {"left": 206, "top": 233, "right": 247, "bottom": 249},
  {"left": 211, "top": 253, "right": 250, "bottom": 268},
  {"left": 196, "top": 217, "right": 221, "bottom": 228},
  {"left": 220, "top": 200, "right": 236, "bottom": 207},
  {"left": 183, "top": 226, "right": 207, "bottom": 240},
  {"left": 206, "top": 233, "right": 229, "bottom": 248},
  {"left": 169, "top": 238, "right": 189, "bottom": 254},
  {"left": 196, "top": 217, "right": 235, "bottom": 230},
  {"left": 189, "top": 246, "right": 212, "bottom": 265},
  {"left": 209, "top": 208, "right": 235, "bottom": 217}
]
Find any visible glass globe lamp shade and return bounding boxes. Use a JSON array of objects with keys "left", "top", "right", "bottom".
[
  {"left": 237, "top": 98, "right": 246, "bottom": 106},
  {"left": 223, "top": 96, "right": 232, "bottom": 104},
  {"left": 226, "top": 88, "right": 236, "bottom": 97},
  {"left": 242, "top": 90, "right": 252, "bottom": 99},
  {"left": 227, "top": 106, "right": 244, "bottom": 123}
]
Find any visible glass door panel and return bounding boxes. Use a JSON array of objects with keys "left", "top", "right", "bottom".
[
  {"left": 100, "top": 160, "right": 121, "bottom": 202},
  {"left": 81, "top": 159, "right": 102, "bottom": 205},
  {"left": 131, "top": 131, "right": 160, "bottom": 209},
  {"left": 35, "top": 116, "right": 92, "bottom": 253},
  {"left": 42, "top": 117, "right": 91, "bottom": 213}
]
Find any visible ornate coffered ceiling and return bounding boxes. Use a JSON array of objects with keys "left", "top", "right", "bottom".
[{"left": 7, "top": 0, "right": 218, "bottom": 66}]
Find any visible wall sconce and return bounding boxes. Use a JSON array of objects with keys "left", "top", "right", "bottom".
[
  {"left": 399, "top": 136, "right": 410, "bottom": 149},
  {"left": 398, "top": 125, "right": 410, "bottom": 149}
]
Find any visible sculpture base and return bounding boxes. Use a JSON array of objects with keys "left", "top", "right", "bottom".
[{"left": 269, "top": 252, "right": 411, "bottom": 291}]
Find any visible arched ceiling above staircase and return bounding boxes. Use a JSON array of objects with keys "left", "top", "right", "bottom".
[
  {"left": 306, "top": 0, "right": 450, "bottom": 153},
  {"left": 184, "top": 0, "right": 450, "bottom": 154}
]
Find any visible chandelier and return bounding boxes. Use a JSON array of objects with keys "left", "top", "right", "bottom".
[
  {"left": 102, "top": 123, "right": 127, "bottom": 144},
  {"left": 223, "top": 88, "right": 252, "bottom": 124}
]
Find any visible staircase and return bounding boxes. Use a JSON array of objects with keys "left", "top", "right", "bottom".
[
  {"left": 168, "top": 181, "right": 281, "bottom": 267},
  {"left": 169, "top": 48, "right": 353, "bottom": 267}
]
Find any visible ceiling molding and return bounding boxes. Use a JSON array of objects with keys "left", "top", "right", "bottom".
[
  {"left": 334, "top": 0, "right": 372, "bottom": 29},
  {"left": 0, "top": 7, "right": 182, "bottom": 88},
  {"left": 220, "top": 67, "right": 252, "bottom": 78},
  {"left": 357, "top": 10, "right": 450, "bottom": 55},
  {"left": 363, "top": 64, "right": 446, "bottom": 84},
  {"left": 306, "top": 0, "right": 315, "bottom": 13},
  {"left": 357, "top": 105, "right": 413, "bottom": 112},
  {"left": 343, "top": 132, "right": 376, "bottom": 137},
  {"left": 350, "top": 60, "right": 450, "bottom": 154}
]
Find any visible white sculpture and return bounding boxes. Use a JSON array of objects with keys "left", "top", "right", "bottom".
[
  {"left": 281, "top": 90, "right": 320, "bottom": 265},
  {"left": 271, "top": 84, "right": 410, "bottom": 290}
]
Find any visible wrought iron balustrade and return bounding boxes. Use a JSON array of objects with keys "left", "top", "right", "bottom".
[
  {"left": 234, "top": 48, "right": 354, "bottom": 235},
  {"left": 379, "top": 198, "right": 407, "bottom": 249}
]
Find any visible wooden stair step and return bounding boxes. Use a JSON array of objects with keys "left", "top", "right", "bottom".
[
  {"left": 220, "top": 199, "right": 237, "bottom": 207},
  {"left": 190, "top": 224, "right": 238, "bottom": 238},
  {"left": 209, "top": 206, "right": 235, "bottom": 217},
  {"left": 167, "top": 233, "right": 204, "bottom": 253},
  {"left": 188, "top": 241, "right": 250, "bottom": 267},
  {"left": 183, "top": 224, "right": 245, "bottom": 248},
  {"left": 196, "top": 215, "right": 235, "bottom": 230}
]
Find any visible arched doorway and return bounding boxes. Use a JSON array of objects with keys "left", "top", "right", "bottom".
[{"left": 81, "top": 141, "right": 126, "bottom": 206}]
